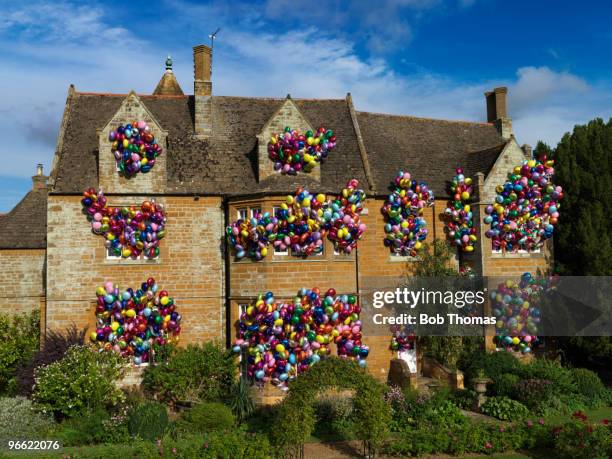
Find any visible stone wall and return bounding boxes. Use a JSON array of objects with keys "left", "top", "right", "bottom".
[
  {"left": 0, "top": 249, "right": 45, "bottom": 316},
  {"left": 98, "top": 93, "right": 168, "bottom": 195},
  {"left": 256, "top": 99, "right": 319, "bottom": 182},
  {"left": 45, "top": 195, "right": 225, "bottom": 345}
]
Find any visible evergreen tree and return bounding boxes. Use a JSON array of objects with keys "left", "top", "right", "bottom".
[{"left": 552, "top": 118, "right": 612, "bottom": 275}]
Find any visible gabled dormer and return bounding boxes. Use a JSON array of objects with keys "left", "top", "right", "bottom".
[
  {"left": 256, "top": 96, "right": 320, "bottom": 182},
  {"left": 97, "top": 91, "right": 168, "bottom": 194}
]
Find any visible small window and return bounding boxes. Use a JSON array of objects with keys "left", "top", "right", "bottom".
[
  {"left": 237, "top": 208, "right": 247, "bottom": 221},
  {"left": 492, "top": 246, "right": 541, "bottom": 254},
  {"left": 250, "top": 207, "right": 261, "bottom": 219},
  {"left": 106, "top": 247, "right": 123, "bottom": 260},
  {"left": 106, "top": 246, "right": 158, "bottom": 260}
]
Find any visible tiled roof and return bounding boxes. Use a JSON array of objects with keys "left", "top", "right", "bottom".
[
  {"left": 355, "top": 111, "right": 505, "bottom": 195},
  {"left": 0, "top": 188, "right": 47, "bottom": 249},
  {"left": 50, "top": 92, "right": 506, "bottom": 198}
]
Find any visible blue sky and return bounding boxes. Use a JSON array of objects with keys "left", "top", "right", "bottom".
[{"left": 1, "top": 0, "right": 611, "bottom": 211}]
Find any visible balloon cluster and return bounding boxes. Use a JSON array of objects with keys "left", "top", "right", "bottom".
[
  {"left": 491, "top": 272, "right": 554, "bottom": 354},
  {"left": 226, "top": 180, "right": 367, "bottom": 260},
  {"left": 275, "top": 188, "right": 328, "bottom": 256},
  {"left": 233, "top": 288, "right": 368, "bottom": 386},
  {"left": 389, "top": 325, "right": 416, "bottom": 352},
  {"left": 325, "top": 179, "right": 367, "bottom": 254},
  {"left": 81, "top": 188, "right": 167, "bottom": 259},
  {"left": 90, "top": 278, "right": 181, "bottom": 364},
  {"left": 226, "top": 211, "right": 277, "bottom": 261},
  {"left": 109, "top": 121, "right": 162, "bottom": 178},
  {"left": 484, "top": 154, "right": 563, "bottom": 252},
  {"left": 268, "top": 126, "right": 336, "bottom": 175},
  {"left": 444, "top": 168, "right": 477, "bottom": 252},
  {"left": 382, "top": 171, "right": 435, "bottom": 256}
]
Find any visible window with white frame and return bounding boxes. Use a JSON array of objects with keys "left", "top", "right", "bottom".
[
  {"left": 250, "top": 207, "right": 261, "bottom": 219},
  {"left": 492, "top": 246, "right": 541, "bottom": 254},
  {"left": 237, "top": 208, "right": 248, "bottom": 221}
]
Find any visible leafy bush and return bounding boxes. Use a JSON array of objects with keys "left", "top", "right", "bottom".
[
  {"left": 553, "top": 414, "right": 611, "bottom": 459},
  {"left": 32, "top": 431, "right": 272, "bottom": 459},
  {"left": 570, "top": 368, "right": 607, "bottom": 406},
  {"left": 17, "top": 324, "right": 86, "bottom": 396},
  {"left": 480, "top": 396, "right": 529, "bottom": 421},
  {"left": 127, "top": 401, "right": 168, "bottom": 441},
  {"left": 32, "top": 345, "right": 125, "bottom": 419},
  {"left": 523, "top": 358, "right": 576, "bottom": 394},
  {"left": 384, "top": 420, "right": 551, "bottom": 456},
  {"left": 449, "top": 388, "right": 477, "bottom": 410},
  {"left": 272, "top": 358, "right": 391, "bottom": 454},
  {"left": 0, "top": 396, "right": 54, "bottom": 443},
  {"left": 314, "top": 393, "right": 357, "bottom": 440},
  {"left": 425, "top": 399, "right": 467, "bottom": 428},
  {"left": 513, "top": 378, "right": 554, "bottom": 412},
  {"left": 179, "top": 402, "right": 235, "bottom": 433},
  {"left": 228, "top": 377, "right": 254, "bottom": 422},
  {"left": 53, "top": 409, "right": 130, "bottom": 446},
  {"left": 142, "top": 343, "right": 235, "bottom": 404},
  {"left": 0, "top": 311, "right": 40, "bottom": 395},
  {"left": 492, "top": 372, "right": 520, "bottom": 397},
  {"left": 463, "top": 350, "right": 521, "bottom": 385}
]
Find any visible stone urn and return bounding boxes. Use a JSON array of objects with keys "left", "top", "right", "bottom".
[{"left": 472, "top": 376, "right": 491, "bottom": 411}]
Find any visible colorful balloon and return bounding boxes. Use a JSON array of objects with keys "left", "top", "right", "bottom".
[
  {"left": 233, "top": 288, "right": 368, "bottom": 386},
  {"left": 81, "top": 188, "right": 167, "bottom": 259},
  {"left": 268, "top": 126, "right": 336, "bottom": 175},
  {"left": 484, "top": 153, "right": 563, "bottom": 252},
  {"left": 325, "top": 179, "right": 367, "bottom": 254},
  {"left": 491, "top": 272, "right": 555, "bottom": 353},
  {"left": 226, "top": 210, "right": 277, "bottom": 261},
  {"left": 90, "top": 278, "right": 180, "bottom": 363},
  {"left": 109, "top": 121, "right": 162, "bottom": 177},
  {"left": 381, "top": 171, "right": 434, "bottom": 256},
  {"left": 444, "top": 168, "right": 477, "bottom": 252}
]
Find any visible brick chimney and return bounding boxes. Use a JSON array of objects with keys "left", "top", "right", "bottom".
[
  {"left": 193, "top": 44, "right": 212, "bottom": 138},
  {"left": 485, "top": 86, "right": 512, "bottom": 139},
  {"left": 32, "top": 163, "right": 47, "bottom": 190}
]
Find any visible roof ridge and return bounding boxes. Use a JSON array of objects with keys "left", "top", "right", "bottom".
[
  {"left": 356, "top": 110, "right": 493, "bottom": 126},
  {"left": 75, "top": 91, "right": 188, "bottom": 99}
]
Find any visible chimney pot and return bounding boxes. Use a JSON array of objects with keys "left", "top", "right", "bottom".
[{"left": 32, "top": 164, "right": 47, "bottom": 190}]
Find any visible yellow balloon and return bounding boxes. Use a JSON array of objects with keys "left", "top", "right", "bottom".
[
  {"left": 111, "top": 322, "right": 119, "bottom": 331},
  {"left": 276, "top": 344, "right": 285, "bottom": 353},
  {"left": 316, "top": 194, "right": 326, "bottom": 203}
]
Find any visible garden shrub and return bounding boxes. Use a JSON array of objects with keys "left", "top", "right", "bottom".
[
  {"left": 480, "top": 396, "right": 529, "bottom": 421},
  {"left": 523, "top": 358, "right": 576, "bottom": 394},
  {"left": 513, "top": 378, "right": 554, "bottom": 412},
  {"left": 570, "top": 368, "right": 607, "bottom": 406},
  {"left": 228, "top": 377, "right": 254, "bottom": 422},
  {"left": 553, "top": 413, "right": 611, "bottom": 459},
  {"left": 142, "top": 343, "right": 235, "bottom": 404},
  {"left": 492, "top": 372, "right": 520, "bottom": 397},
  {"left": 179, "top": 402, "right": 235, "bottom": 433},
  {"left": 384, "top": 420, "right": 551, "bottom": 457},
  {"left": 0, "top": 311, "right": 40, "bottom": 395},
  {"left": 127, "top": 401, "right": 168, "bottom": 441},
  {"left": 272, "top": 358, "right": 391, "bottom": 454},
  {"left": 17, "top": 324, "right": 86, "bottom": 396},
  {"left": 32, "top": 345, "right": 125, "bottom": 419},
  {"left": 0, "top": 396, "right": 54, "bottom": 443},
  {"left": 156, "top": 430, "right": 271, "bottom": 459},
  {"left": 314, "top": 393, "right": 357, "bottom": 440},
  {"left": 425, "top": 399, "right": 467, "bottom": 428},
  {"left": 54, "top": 409, "right": 130, "bottom": 446},
  {"left": 463, "top": 350, "right": 521, "bottom": 385},
  {"left": 449, "top": 388, "right": 477, "bottom": 410}
]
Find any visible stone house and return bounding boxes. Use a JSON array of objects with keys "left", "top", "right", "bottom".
[{"left": 0, "top": 44, "right": 551, "bottom": 379}]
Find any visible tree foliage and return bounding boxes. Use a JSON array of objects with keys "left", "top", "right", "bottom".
[{"left": 551, "top": 118, "right": 612, "bottom": 275}]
